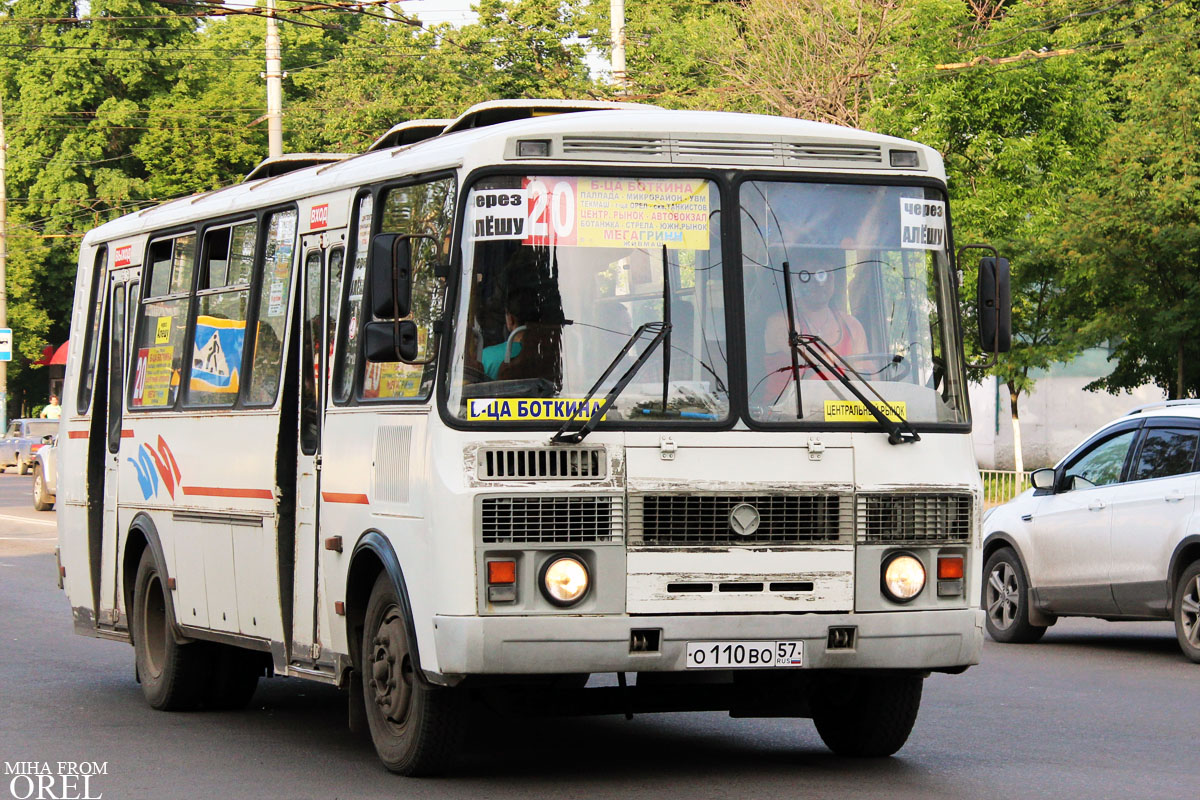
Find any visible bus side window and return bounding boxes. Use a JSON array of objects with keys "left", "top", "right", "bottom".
[
  {"left": 76, "top": 247, "right": 107, "bottom": 414},
  {"left": 130, "top": 234, "right": 195, "bottom": 410},
  {"left": 244, "top": 209, "right": 298, "bottom": 406},
  {"left": 188, "top": 220, "right": 257, "bottom": 407},
  {"left": 325, "top": 245, "right": 345, "bottom": 401},
  {"left": 334, "top": 194, "right": 371, "bottom": 405},
  {"left": 358, "top": 177, "right": 455, "bottom": 402}
]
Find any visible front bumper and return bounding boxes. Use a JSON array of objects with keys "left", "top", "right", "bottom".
[{"left": 432, "top": 607, "right": 984, "bottom": 676}]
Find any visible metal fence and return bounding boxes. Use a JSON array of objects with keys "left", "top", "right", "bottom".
[{"left": 979, "top": 469, "right": 1031, "bottom": 508}]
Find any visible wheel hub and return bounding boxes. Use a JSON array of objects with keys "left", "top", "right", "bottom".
[
  {"left": 987, "top": 563, "right": 1020, "bottom": 630},
  {"left": 368, "top": 609, "right": 413, "bottom": 724}
]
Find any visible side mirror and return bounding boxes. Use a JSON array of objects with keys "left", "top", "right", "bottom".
[
  {"left": 364, "top": 320, "right": 419, "bottom": 363},
  {"left": 1030, "top": 468, "right": 1055, "bottom": 491},
  {"left": 368, "top": 234, "right": 413, "bottom": 319},
  {"left": 977, "top": 256, "right": 1012, "bottom": 354}
]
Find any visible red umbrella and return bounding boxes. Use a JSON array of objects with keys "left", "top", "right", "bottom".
[
  {"left": 49, "top": 341, "right": 69, "bottom": 366},
  {"left": 33, "top": 344, "right": 55, "bottom": 366}
]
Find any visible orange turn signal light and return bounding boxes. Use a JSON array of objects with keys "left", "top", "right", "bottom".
[
  {"left": 488, "top": 560, "right": 516, "bottom": 585},
  {"left": 937, "top": 556, "right": 964, "bottom": 580}
]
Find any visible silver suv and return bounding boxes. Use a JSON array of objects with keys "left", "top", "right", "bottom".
[{"left": 983, "top": 400, "right": 1200, "bottom": 661}]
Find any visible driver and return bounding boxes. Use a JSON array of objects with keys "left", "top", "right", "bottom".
[
  {"left": 480, "top": 290, "right": 541, "bottom": 380},
  {"left": 761, "top": 251, "right": 867, "bottom": 400}
]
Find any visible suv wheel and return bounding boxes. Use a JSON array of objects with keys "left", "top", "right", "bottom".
[
  {"left": 983, "top": 547, "right": 1047, "bottom": 643},
  {"left": 1173, "top": 562, "right": 1200, "bottom": 663}
]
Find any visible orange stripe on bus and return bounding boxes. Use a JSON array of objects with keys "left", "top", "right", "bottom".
[
  {"left": 67, "top": 430, "right": 90, "bottom": 439},
  {"left": 181, "top": 486, "right": 274, "bottom": 500},
  {"left": 322, "top": 492, "right": 370, "bottom": 505},
  {"left": 121, "top": 429, "right": 134, "bottom": 438}
]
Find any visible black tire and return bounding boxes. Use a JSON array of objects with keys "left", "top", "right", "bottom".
[
  {"left": 811, "top": 673, "right": 924, "bottom": 757},
  {"left": 32, "top": 464, "right": 54, "bottom": 511},
  {"left": 204, "top": 645, "right": 262, "bottom": 710},
  {"left": 361, "top": 572, "right": 465, "bottom": 776},
  {"left": 983, "top": 547, "right": 1047, "bottom": 644},
  {"left": 132, "top": 549, "right": 211, "bottom": 710},
  {"left": 1173, "top": 561, "right": 1200, "bottom": 663}
]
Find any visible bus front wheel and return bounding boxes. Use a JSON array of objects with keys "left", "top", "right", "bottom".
[
  {"left": 810, "top": 673, "right": 923, "bottom": 757},
  {"left": 361, "top": 572, "right": 464, "bottom": 776},
  {"left": 132, "top": 549, "right": 209, "bottom": 711}
]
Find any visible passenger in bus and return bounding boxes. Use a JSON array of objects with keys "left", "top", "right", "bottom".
[
  {"left": 760, "top": 252, "right": 867, "bottom": 402},
  {"left": 480, "top": 290, "right": 543, "bottom": 380}
]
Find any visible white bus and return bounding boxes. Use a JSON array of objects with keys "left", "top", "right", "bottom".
[{"left": 57, "top": 99, "right": 1009, "bottom": 775}]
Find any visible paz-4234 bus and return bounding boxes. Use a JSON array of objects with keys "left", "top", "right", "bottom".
[{"left": 56, "top": 99, "right": 1011, "bottom": 775}]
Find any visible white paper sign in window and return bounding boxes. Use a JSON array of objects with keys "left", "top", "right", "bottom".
[
  {"left": 899, "top": 198, "right": 947, "bottom": 250},
  {"left": 470, "top": 188, "right": 529, "bottom": 240}
]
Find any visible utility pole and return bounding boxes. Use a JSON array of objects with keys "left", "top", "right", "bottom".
[
  {"left": 265, "top": 0, "right": 284, "bottom": 158},
  {"left": 611, "top": 0, "right": 627, "bottom": 95},
  {"left": 0, "top": 90, "right": 8, "bottom": 432}
]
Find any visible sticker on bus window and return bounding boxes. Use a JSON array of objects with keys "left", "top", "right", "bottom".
[
  {"left": 899, "top": 198, "right": 946, "bottom": 250},
  {"left": 468, "top": 178, "right": 710, "bottom": 250},
  {"left": 824, "top": 400, "right": 907, "bottom": 422},
  {"left": 190, "top": 316, "right": 245, "bottom": 393},
  {"left": 155, "top": 316, "right": 172, "bottom": 344},
  {"left": 133, "top": 345, "right": 175, "bottom": 407},
  {"left": 466, "top": 398, "right": 609, "bottom": 422},
  {"left": 363, "top": 362, "right": 423, "bottom": 400}
]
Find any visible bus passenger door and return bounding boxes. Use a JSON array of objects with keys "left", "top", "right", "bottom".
[
  {"left": 291, "top": 243, "right": 331, "bottom": 664},
  {"left": 99, "top": 272, "right": 134, "bottom": 627}
]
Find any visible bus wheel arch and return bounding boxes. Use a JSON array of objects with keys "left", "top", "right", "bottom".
[
  {"left": 122, "top": 514, "right": 184, "bottom": 644},
  {"left": 345, "top": 532, "right": 424, "bottom": 683}
]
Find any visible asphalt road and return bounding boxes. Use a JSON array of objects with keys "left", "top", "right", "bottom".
[{"left": 0, "top": 472, "right": 1195, "bottom": 799}]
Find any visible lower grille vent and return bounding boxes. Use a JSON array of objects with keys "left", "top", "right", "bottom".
[
  {"left": 857, "top": 493, "right": 972, "bottom": 543},
  {"left": 480, "top": 495, "right": 622, "bottom": 543},
  {"left": 477, "top": 447, "right": 606, "bottom": 480},
  {"left": 628, "top": 494, "right": 851, "bottom": 546}
]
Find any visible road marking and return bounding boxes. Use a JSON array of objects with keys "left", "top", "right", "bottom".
[
  {"left": 0, "top": 536, "right": 56, "bottom": 541},
  {"left": 0, "top": 514, "right": 56, "bottom": 528}
]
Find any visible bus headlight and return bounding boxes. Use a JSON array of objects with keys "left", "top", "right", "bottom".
[
  {"left": 881, "top": 553, "right": 926, "bottom": 603},
  {"left": 540, "top": 555, "right": 590, "bottom": 606}
]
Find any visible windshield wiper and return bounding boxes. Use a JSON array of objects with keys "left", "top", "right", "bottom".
[
  {"left": 550, "top": 321, "right": 671, "bottom": 444},
  {"left": 553, "top": 245, "right": 676, "bottom": 445},
  {"left": 781, "top": 261, "right": 920, "bottom": 445}
]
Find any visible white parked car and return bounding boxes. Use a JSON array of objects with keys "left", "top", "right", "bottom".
[
  {"left": 983, "top": 400, "right": 1200, "bottom": 661},
  {"left": 32, "top": 435, "right": 57, "bottom": 511}
]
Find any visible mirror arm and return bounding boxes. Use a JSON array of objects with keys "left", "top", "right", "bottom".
[{"left": 389, "top": 233, "right": 441, "bottom": 365}]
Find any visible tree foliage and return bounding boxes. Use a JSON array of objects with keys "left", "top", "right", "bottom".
[{"left": 3, "top": 0, "right": 1200, "bottom": 424}]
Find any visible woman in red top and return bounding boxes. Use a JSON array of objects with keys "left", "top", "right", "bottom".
[{"left": 760, "top": 266, "right": 868, "bottom": 404}]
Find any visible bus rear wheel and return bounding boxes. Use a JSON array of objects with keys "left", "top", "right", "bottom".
[
  {"left": 361, "top": 572, "right": 464, "bottom": 776},
  {"left": 132, "top": 549, "right": 210, "bottom": 711},
  {"left": 810, "top": 673, "right": 923, "bottom": 757}
]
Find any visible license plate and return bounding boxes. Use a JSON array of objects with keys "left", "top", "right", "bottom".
[{"left": 685, "top": 640, "right": 804, "bottom": 669}]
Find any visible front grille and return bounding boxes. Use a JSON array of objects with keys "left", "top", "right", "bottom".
[
  {"left": 857, "top": 493, "right": 972, "bottom": 543},
  {"left": 628, "top": 493, "right": 852, "bottom": 546},
  {"left": 480, "top": 495, "right": 622, "bottom": 543},
  {"left": 477, "top": 447, "right": 606, "bottom": 480}
]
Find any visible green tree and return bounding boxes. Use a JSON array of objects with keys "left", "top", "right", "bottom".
[
  {"left": 1062, "top": 7, "right": 1200, "bottom": 399},
  {"left": 867, "top": 0, "right": 1114, "bottom": 470},
  {"left": 583, "top": 0, "right": 735, "bottom": 107},
  {"left": 0, "top": 0, "right": 199, "bottom": 411}
]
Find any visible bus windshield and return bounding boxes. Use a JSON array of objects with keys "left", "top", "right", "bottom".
[
  {"left": 740, "top": 180, "right": 968, "bottom": 427},
  {"left": 447, "top": 175, "right": 730, "bottom": 424}
]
